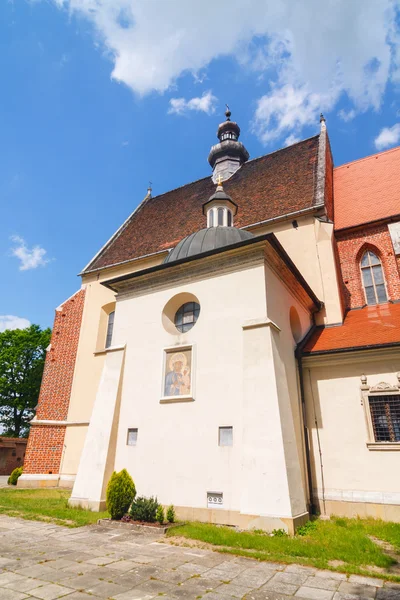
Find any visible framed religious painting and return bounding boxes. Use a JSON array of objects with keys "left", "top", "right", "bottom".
[{"left": 160, "top": 345, "right": 195, "bottom": 403}]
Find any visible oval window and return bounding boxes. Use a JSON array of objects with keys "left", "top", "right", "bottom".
[{"left": 174, "top": 302, "right": 200, "bottom": 333}]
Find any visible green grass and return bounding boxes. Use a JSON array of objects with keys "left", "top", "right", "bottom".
[
  {"left": 0, "top": 488, "right": 109, "bottom": 527},
  {"left": 167, "top": 517, "right": 400, "bottom": 581}
]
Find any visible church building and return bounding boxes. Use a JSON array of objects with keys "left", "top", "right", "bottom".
[{"left": 20, "top": 111, "right": 400, "bottom": 532}]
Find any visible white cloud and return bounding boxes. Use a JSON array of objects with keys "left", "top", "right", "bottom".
[
  {"left": 253, "top": 84, "right": 335, "bottom": 144},
  {"left": 44, "top": 0, "right": 399, "bottom": 142},
  {"left": 10, "top": 236, "right": 50, "bottom": 271},
  {"left": 168, "top": 91, "right": 217, "bottom": 115},
  {"left": 374, "top": 123, "right": 400, "bottom": 150},
  {"left": 284, "top": 133, "right": 301, "bottom": 147},
  {"left": 338, "top": 109, "right": 357, "bottom": 122},
  {"left": 0, "top": 315, "right": 31, "bottom": 332}
]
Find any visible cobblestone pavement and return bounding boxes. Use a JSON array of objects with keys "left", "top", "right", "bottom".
[{"left": 0, "top": 516, "right": 398, "bottom": 600}]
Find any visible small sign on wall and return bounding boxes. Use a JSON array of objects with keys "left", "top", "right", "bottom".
[
  {"left": 389, "top": 222, "right": 400, "bottom": 255},
  {"left": 207, "top": 492, "right": 223, "bottom": 508}
]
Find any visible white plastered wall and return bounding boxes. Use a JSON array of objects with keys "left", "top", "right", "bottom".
[
  {"left": 250, "top": 216, "right": 343, "bottom": 325},
  {"left": 106, "top": 253, "right": 310, "bottom": 521},
  {"left": 61, "top": 255, "right": 164, "bottom": 478},
  {"left": 303, "top": 351, "right": 400, "bottom": 518}
]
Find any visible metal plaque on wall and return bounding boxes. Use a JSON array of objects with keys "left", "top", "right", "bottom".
[{"left": 389, "top": 222, "right": 400, "bottom": 255}]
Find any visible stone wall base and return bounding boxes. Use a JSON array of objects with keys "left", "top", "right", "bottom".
[
  {"left": 173, "top": 506, "right": 309, "bottom": 534},
  {"left": 18, "top": 474, "right": 75, "bottom": 489},
  {"left": 315, "top": 498, "right": 400, "bottom": 522},
  {"left": 68, "top": 497, "right": 106, "bottom": 512}
]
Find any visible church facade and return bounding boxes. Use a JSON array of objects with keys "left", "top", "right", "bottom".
[{"left": 20, "top": 112, "right": 400, "bottom": 532}]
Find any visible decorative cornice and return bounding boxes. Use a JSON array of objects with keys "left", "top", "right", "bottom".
[
  {"left": 114, "top": 245, "right": 266, "bottom": 301},
  {"left": 242, "top": 317, "right": 281, "bottom": 332}
]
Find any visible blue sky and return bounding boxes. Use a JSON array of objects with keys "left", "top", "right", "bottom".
[{"left": 1, "top": 0, "right": 399, "bottom": 331}]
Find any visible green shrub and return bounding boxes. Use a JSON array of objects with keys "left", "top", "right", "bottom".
[
  {"left": 271, "top": 528, "right": 288, "bottom": 537},
  {"left": 106, "top": 469, "right": 136, "bottom": 520},
  {"left": 156, "top": 505, "right": 165, "bottom": 525},
  {"left": 8, "top": 467, "right": 23, "bottom": 486},
  {"left": 296, "top": 519, "right": 318, "bottom": 536},
  {"left": 130, "top": 496, "right": 159, "bottom": 523},
  {"left": 166, "top": 505, "right": 176, "bottom": 523}
]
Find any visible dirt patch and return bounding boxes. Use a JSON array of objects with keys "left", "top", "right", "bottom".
[{"left": 369, "top": 536, "right": 400, "bottom": 576}]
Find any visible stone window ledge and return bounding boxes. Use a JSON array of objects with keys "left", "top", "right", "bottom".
[
  {"left": 94, "top": 344, "right": 125, "bottom": 356},
  {"left": 366, "top": 442, "right": 400, "bottom": 451},
  {"left": 160, "top": 395, "right": 194, "bottom": 404}
]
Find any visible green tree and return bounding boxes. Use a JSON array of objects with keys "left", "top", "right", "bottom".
[{"left": 0, "top": 325, "right": 51, "bottom": 437}]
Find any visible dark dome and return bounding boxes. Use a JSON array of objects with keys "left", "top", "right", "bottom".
[{"left": 164, "top": 227, "right": 254, "bottom": 264}]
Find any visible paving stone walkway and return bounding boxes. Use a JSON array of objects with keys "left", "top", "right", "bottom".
[{"left": 0, "top": 516, "right": 398, "bottom": 600}]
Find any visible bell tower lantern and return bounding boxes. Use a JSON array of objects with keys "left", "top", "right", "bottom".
[{"left": 208, "top": 107, "right": 250, "bottom": 183}]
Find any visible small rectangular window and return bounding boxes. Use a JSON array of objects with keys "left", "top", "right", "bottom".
[
  {"left": 219, "top": 426, "right": 233, "bottom": 446},
  {"left": 127, "top": 428, "right": 138, "bottom": 446},
  {"left": 369, "top": 396, "right": 400, "bottom": 442}
]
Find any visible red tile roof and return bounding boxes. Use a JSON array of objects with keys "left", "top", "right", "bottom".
[
  {"left": 334, "top": 146, "right": 400, "bottom": 231},
  {"left": 303, "top": 303, "right": 400, "bottom": 354},
  {"left": 85, "top": 136, "right": 320, "bottom": 272}
]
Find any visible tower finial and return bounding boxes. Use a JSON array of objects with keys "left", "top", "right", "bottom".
[
  {"left": 216, "top": 173, "right": 224, "bottom": 189},
  {"left": 225, "top": 104, "right": 231, "bottom": 121},
  {"left": 320, "top": 113, "right": 325, "bottom": 123}
]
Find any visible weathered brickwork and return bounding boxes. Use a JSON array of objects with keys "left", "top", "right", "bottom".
[
  {"left": 23, "top": 425, "right": 66, "bottom": 475},
  {"left": 0, "top": 438, "right": 27, "bottom": 475},
  {"left": 23, "top": 289, "right": 85, "bottom": 475},
  {"left": 336, "top": 223, "right": 400, "bottom": 309}
]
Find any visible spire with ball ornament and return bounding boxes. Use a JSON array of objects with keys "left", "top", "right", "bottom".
[{"left": 208, "top": 106, "right": 249, "bottom": 184}]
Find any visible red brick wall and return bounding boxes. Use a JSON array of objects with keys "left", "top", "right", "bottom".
[
  {"left": 24, "top": 289, "right": 86, "bottom": 475},
  {"left": 336, "top": 224, "right": 400, "bottom": 309},
  {"left": 0, "top": 439, "right": 27, "bottom": 475}
]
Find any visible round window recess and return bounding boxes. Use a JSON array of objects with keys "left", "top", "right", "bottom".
[
  {"left": 174, "top": 302, "right": 200, "bottom": 333},
  {"left": 289, "top": 306, "right": 302, "bottom": 343},
  {"left": 162, "top": 293, "right": 201, "bottom": 335}
]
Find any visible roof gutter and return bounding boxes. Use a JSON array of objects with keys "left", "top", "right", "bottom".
[
  {"left": 301, "top": 340, "right": 400, "bottom": 358},
  {"left": 242, "top": 204, "right": 324, "bottom": 232}
]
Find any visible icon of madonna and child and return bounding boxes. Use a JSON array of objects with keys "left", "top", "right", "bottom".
[{"left": 164, "top": 349, "right": 192, "bottom": 397}]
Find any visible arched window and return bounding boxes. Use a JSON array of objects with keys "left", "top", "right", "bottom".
[
  {"left": 227, "top": 210, "right": 232, "bottom": 227},
  {"left": 360, "top": 251, "right": 387, "bottom": 305},
  {"left": 217, "top": 207, "right": 224, "bottom": 226},
  {"left": 208, "top": 209, "right": 214, "bottom": 227},
  {"left": 105, "top": 311, "right": 115, "bottom": 348}
]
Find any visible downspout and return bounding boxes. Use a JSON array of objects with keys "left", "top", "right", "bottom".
[{"left": 297, "top": 354, "right": 315, "bottom": 514}]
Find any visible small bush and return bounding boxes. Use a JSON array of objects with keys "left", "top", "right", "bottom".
[
  {"left": 106, "top": 469, "right": 136, "bottom": 520},
  {"left": 166, "top": 505, "right": 176, "bottom": 523},
  {"left": 8, "top": 467, "right": 23, "bottom": 486},
  {"left": 156, "top": 505, "right": 165, "bottom": 525},
  {"left": 296, "top": 519, "right": 318, "bottom": 536},
  {"left": 130, "top": 496, "right": 160, "bottom": 523},
  {"left": 271, "top": 528, "right": 288, "bottom": 537}
]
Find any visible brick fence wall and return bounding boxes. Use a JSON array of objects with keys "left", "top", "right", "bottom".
[
  {"left": 336, "top": 223, "right": 400, "bottom": 309},
  {"left": 23, "top": 288, "right": 86, "bottom": 475}
]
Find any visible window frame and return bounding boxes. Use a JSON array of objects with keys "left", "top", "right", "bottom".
[
  {"left": 174, "top": 302, "right": 200, "bottom": 333},
  {"left": 218, "top": 426, "right": 233, "bottom": 447},
  {"left": 126, "top": 428, "right": 138, "bottom": 446},
  {"left": 160, "top": 344, "right": 195, "bottom": 404},
  {"left": 361, "top": 377, "right": 400, "bottom": 450},
  {"left": 105, "top": 310, "right": 115, "bottom": 348},
  {"left": 359, "top": 250, "right": 388, "bottom": 306}
]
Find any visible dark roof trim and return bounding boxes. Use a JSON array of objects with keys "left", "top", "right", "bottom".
[
  {"left": 335, "top": 212, "right": 400, "bottom": 234},
  {"left": 301, "top": 340, "right": 400, "bottom": 357},
  {"left": 101, "top": 232, "right": 322, "bottom": 311}
]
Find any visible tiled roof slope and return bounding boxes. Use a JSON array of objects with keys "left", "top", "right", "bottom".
[
  {"left": 334, "top": 146, "right": 400, "bottom": 231},
  {"left": 85, "top": 135, "right": 320, "bottom": 272},
  {"left": 303, "top": 303, "right": 400, "bottom": 354}
]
